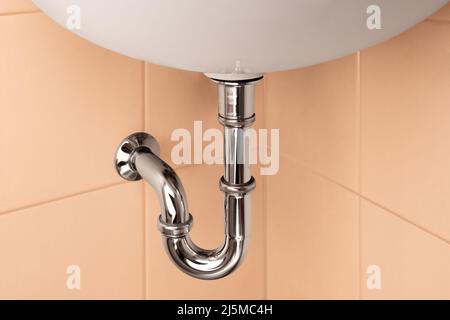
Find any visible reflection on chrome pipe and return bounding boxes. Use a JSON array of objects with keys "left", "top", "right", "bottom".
[
  {"left": 134, "top": 151, "right": 189, "bottom": 225},
  {"left": 114, "top": 74, "right": 262, "bottom": 280},
  {"left": 224, "top": 127, "right": 251, "bottom": 184}
]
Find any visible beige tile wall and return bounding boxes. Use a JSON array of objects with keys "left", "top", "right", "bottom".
[
  {"left": 266, "top": 157, "right": 359, "bottom": 299},
  {"left": 0, "top": 13, "right": 144, "bottom": 213},
  {"left": 266, "top": 55, "right": 359, "bottom": 191},
  {"left": 1, "top": 4, "right": 146, "bottom": 299},
  {"left": 2, "top": 0, "right": 450, "bottom": 299}
]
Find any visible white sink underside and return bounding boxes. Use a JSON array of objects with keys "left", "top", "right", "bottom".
[{"left": 33, "top": 0, "right": 448, "bottom": 73}]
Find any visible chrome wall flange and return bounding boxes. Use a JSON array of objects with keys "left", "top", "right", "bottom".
[
  {"left": 115, "top": 132, "right": 160, "bottom": 181},
  {"left": 114, "top": 74, "right": 262, "bottom": 280}
]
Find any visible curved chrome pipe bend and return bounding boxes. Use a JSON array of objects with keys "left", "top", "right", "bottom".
[
  {"left": 163, "top": 236, "right": 246, "bottom": 280},
  {"left": 115, "top": 75, "right": 261, "bottom": 280},
  {"left": 162, "top": 186, "right": 256, "bottom": 280},
  {"left": 132, "top": 149, "right": 255, "bottom": 280}
]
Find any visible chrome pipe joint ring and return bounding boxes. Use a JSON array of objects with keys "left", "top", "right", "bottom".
[{"left": 157, "top": 214, "right": 194, "bottom": 238}]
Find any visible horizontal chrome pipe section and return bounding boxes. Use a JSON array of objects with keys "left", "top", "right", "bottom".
[{"left": 115, "top": 74, "right": 262, "bottom": 280}]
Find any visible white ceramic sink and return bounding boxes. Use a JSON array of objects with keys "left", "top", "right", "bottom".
[{"left": 33, "top": 0, "right": 448, "bottom": 74}]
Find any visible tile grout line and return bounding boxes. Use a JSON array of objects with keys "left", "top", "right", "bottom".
[
  {"left": 142, "top": 62, "right": 146, "bottom": 131},
  {"left": 278, "top": 151, "right": 450, "bottom": 247},
  {"left": 0, "top": 181, "right": 128, "bottom": 216},
  {"left": 262, "top": 174, "right": 269, "bottom": 300},
  {"left": 356, "top": 51, "right": 363, "bottom": 300},
  {"left": 0, "top": 10, "right": 40, "bottom": 17},
  {"left": 141, "top": 182, "right": 147, "bottom": 300},
  {"left": 261, "top": 77, "right": 269, "bottom": 300},
  {"left": 142, "top": 62, "right": 148, "bottom": 300},
  {"left": 358, "top": 194, "right": 450, "bottom": 245}
]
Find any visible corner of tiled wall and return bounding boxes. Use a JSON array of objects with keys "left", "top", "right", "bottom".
[
  {"left": 265, "top": 3, "right": 450, "bottom": 299},
  {"left": 359, "top": 6, "right": 450, "bottom": 299}
]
